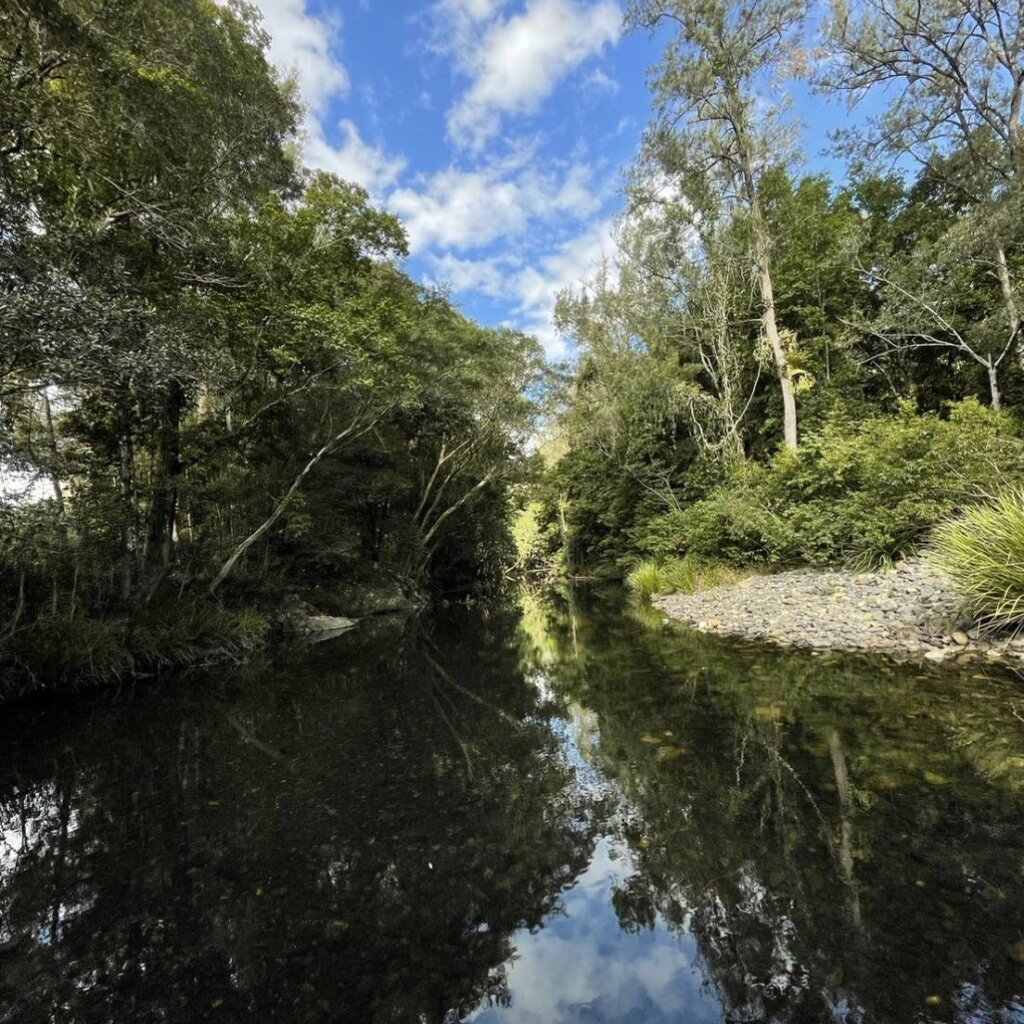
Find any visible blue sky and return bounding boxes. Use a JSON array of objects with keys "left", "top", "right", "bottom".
[{"left": 254, "top": 1, "right": 855, "bottom": 358}]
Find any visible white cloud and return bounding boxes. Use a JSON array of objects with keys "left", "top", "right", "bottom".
[
  {"left": 513, "top": 216, "right": 618, "bottom": 357},
  {"left": 306, "top": 120, "right": 407, "bottom": 193},
  {"left": 256, "top": 2, "right": 406, "bottom": 197},
  {"left": 425, "top": 217, "right": 618, "bottom": 359},
  {"left": 583, "top": 67, "right": 620, "bottom": 94},
  {"left": 258, "top": 0, "right": 349, "bottom": 116},
  {"left": 436, "top": 0, "right": 622, "bottom": 149},
  {"left": 389, "top": 157, "right": 601, "bottom": 252},
  {"left": 255, "top": 0, "right": 621, "bottom": 362},
  {"left": 467, "top": 838, "right": 718, "bottom": 1024},
  {"left": 427, "top": 252, "right": 512, "bottom": 297}
]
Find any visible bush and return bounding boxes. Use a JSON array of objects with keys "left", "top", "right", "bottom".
[
  {"left": 626, "top": 555, "right": 745, "bottom": 598},
  {"left": 640, "top": 400, "right": 1024, "bottom": 568},
  {"left": 0, "top": 603, "right": 269, "bottom": 693},
  {"left": 930, "top": 489, "right": 1024, "bottom": 632}
]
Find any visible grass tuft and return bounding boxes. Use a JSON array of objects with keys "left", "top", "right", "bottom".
[
  {"left": 929, "top": 487, "right": 1024, "bottom": 632},
  {"left": 0, "top": 603, "right": 269, "bottom": 696},
  {"left": 627, "top": 556, "right": 746, "bottom": 599}
]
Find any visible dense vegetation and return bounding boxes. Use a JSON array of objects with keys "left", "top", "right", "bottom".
[
  {"left": 0, "top": 0, "right": 542, "bottom": 686},
  {"left": 523, "top": 0, "right": 1024, "bottom": 588},
  {"left": 5, "top": 0, "right": 1024, "bottom": 686}
]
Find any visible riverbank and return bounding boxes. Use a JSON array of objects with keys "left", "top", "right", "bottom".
[
  {"left": 652, "top": 559, "right": 1023, "bottom": 664},
  {"left": 0, "top": 565, "right": 423, "bottom": 704}
]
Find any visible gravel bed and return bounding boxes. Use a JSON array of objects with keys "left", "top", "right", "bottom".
[{"left": 652, "top": 559, "right": 1024, "bottom": 664}]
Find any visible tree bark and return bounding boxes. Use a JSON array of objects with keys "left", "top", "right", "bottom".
[
  {"left": 735, "top": 113, "right": 798, "bottom": 450},
  {"left": 755, "top": 240, "right": 798, "bottom": 450},
  {"left": 996, "top": 244, "right": 1022, "bottom": 368},
  {"left": 988, "top": 360, "right": 1002, "bottom": 411}
]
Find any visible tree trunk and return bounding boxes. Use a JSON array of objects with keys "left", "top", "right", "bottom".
[
  {"left": 757, "top": 258, "right": 798, "bottom": 450},
  {"left": 996, "top": 244, "right": 1022, "bottom": 368},
  {"left": 988, "top": 361, "right": 1002, "bottom": 411},
  {"left": 118, "top": 398, "right": 137, "bottom": 601},
  {"left": 417, "top": 468, "right": 499, "bottom": 574},
  {"left": 41, "top": 390, "right": 65, "bottom": 524},
  {"left": 209, "top": 415, "right": 377, "bottom": 595},
  {"left": 146, "top": 382, "right": 184, "bottom": 570},
  {"left": 736, "top": 126, "right": 798, "bottom": 450}
]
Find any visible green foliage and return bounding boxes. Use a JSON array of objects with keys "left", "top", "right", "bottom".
[
  {"left": 626, "top": 560, "right": 665, "bottom": 599},
  {"left": 0, "top": 1, "right": 543, "bottom": 687},
  {"left": 2, "top": 605, "right": 268, "bottom": 691},
  {"left": 930, "top": 489, "right": 1024, "bottom": 632},
  {"left": 652, "top": 400, "right": 1024, "bottom": 567},
  {"left": 545, "top": 0, "right": 1024, "bottom": 584},
  {"left": 626, "top": 556, "right": 746, "bottom": 598}
]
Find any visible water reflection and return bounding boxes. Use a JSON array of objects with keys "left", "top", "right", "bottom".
[
  {"left": 0, "top": 611, "right": 604, "bottom": 1023},
  {"left": 0, "top": 592, "right": 1022, "bottom": 1023},
  {"left": 518, "top": 589, "right": 1024, "bottom": 1024}
]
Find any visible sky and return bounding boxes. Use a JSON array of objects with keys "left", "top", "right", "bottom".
[{"left": 253, "top": 0, "right": 853, "bottom": 360}]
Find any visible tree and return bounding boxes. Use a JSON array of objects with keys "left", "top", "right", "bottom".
[
  {"left": 626, "top": 0, "right": 810, "bottom": 449},
  {"left": 824, "top": 0, "right": 1024, "bottom": 366},
  {"left": 0, "top": 2, "right": 545, "bottom": 681}
]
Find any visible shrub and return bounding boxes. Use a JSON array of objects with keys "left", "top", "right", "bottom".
[
  {"left": 627, "top": 560, "right": 664, "bottom": 598},
  {"left": 929, "top": 488, "right": 1024, "bottom": 631},
  {"left": 643, "top": 399, "right": 1024, "bottom": 568}
]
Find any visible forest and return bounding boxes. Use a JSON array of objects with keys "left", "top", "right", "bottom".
[
  {"left": 0, "top": 0, "right": 543, "bottom": 687},
  {"left": 522, "top": 0, "right": 1024, "bottom": 625},
  {"left": 4, "top": 4, "right": 1024, "bottom": 1020},
  {"left": 3, "top": 0, "right": 1024, "bottom": 690}
]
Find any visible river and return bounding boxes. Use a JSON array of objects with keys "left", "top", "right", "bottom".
[{"left": 1, "top": 589, "right": 1023, "bottom": 1023}]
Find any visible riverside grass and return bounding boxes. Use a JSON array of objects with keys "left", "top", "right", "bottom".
[
  {"left": 627, "top": 556, "right": 746, "bottom": 599},
  {"left": 930, "top": 488, "right": 1024, "bottom": 632},
  {"left": 1, "top": 604, "right": 269, "bottom": 690}
]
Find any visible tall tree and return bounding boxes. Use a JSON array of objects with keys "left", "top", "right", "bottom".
[{"left": 626, "top": 0, "right": 809, "bottom": 449}]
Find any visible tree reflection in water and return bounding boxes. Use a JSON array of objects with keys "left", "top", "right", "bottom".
[
  {"left": 0, "top": 610, "right": 605, "bottom": 1024},
  {"left": 1, "top": 593, "right": 1023, "bottom": 1024},
  {"left": 525, "top": 589, "right": 1024, "bottom": 1024}
]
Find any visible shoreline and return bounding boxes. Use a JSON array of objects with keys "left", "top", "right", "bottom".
[
  {"left": 0, "top": 572, "right": 424, "bottom": 706},
  {"left": 652, "top": 559, "right": 1024, "bottom": 666}
]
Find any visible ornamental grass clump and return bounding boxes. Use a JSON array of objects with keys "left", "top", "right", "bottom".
[{"left": 930, "top": 488, "right": 1024, "bottom": 632}]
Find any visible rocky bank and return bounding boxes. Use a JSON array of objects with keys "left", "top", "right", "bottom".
[{"left": 653, "top": 559, "right": 1024, "bottom": 664}]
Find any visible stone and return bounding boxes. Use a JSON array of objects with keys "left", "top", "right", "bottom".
[
  {"left": 654, "top": 556, "right": 1021, "bottom": 666},
  {"left": 302, "top": 615, "right": 358, "bottom": 636}
]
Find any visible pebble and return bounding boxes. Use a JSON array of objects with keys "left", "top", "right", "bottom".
[{"left": 652, "top": 558, "right": 1002, "bottom": 665}]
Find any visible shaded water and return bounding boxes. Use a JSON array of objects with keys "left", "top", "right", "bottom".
[{"left": 1, "top": 590, "right": 1024, "bottom": 1023}]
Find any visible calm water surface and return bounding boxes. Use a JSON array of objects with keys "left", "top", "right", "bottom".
[{"left": 2, "top": 590, "right": 1024, "bottom": 1023}]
